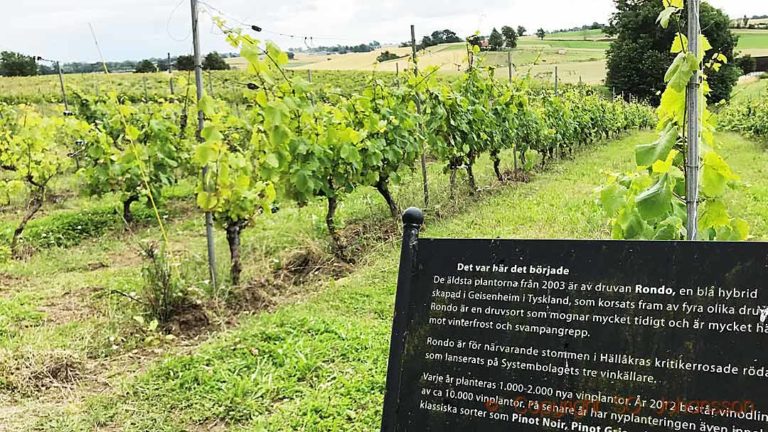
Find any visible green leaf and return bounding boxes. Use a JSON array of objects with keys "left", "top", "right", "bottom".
[
  {"left": 670, "top": 35, "right": 688, "bottom": 54},
  {"left": 699, "top": 35, "right": 713, "bottom": 59},
  {"left": 265, "top": 153, "right": 280, "bottom": 168},
  {"left": 663, "top": 0, "right": 683, "bottom": 8},
  {"left": 731, "top": 219, "right": 750, "bottom": 240},
  {"left": 199, "top": 94, "right": 216, "bottom": 117},
  {"left": 269, "top": 125, "right": 291, "bottom": 147},
  {"left": 201, "top": 126, "right": 223, "bottom": 143},
  {"left": 599, "top": 183, "right": 627, "bottom": 216},
  {"left": 635, "top": 174, "right": 673, "bottom": 220},
  {"left": 196, "top": 191, "right": 218, "bottom": 211},
  {"left": 653, "top": 217, "right": 683, "bottom": 240},
  {"left": 636, "top": 125, "right": 678, "bottom": 167},
  {"left": 701, "top": 151, "right": 737, "bottom": 198},
  {"left": 340, "top": 144, "right": 360, "bottom": 163},
  {"left": 194, "top": 144, "right": 218, "bottom": 165},
  {"left": 652, "top": 149, "right": 679, "bottom": 174},
  {"left": 125, "top": 125, "right": 141, "bottom": 142},
  {"left": 293, "top": 170, "right": 312, "bottom": 194},
  {"left": 665, "top": 52, "right": 697, "bottom": 92},
  {"left": 698, "top": 200, "right": 730, "bottom": 230},
  {"left": 616, "top": 208, "right": 646, "bottom": 239},
  {"left": 657, "top": 7, "right": 677, "bottom": 29}
]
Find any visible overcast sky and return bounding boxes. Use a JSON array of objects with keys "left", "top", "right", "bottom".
[{"left": 0, "top": 0, "right": 764, "bottom": 62}]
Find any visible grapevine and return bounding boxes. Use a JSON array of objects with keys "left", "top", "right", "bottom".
[{"left": 599, "top": 0, "right": 748, "bottom": 241}]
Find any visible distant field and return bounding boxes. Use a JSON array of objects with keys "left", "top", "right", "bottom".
[
  {"left": 541, "top": 29, "right": 609, "bottom": 40},
  {"left": 733, "top": 29, "right": 768, "bottom": 56},
  {"left": 518, "top": 38, "right": 612, "bottom": 50},
  {"left": 226, "top": 36, "right": 610, "bottom": 84},
  {"left": 221, "top": 27, "right": 766, "bottom": 87}
]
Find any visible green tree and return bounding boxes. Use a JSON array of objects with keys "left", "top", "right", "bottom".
[
  {"left": 37, "top": 64, "right": 55, "bottom": 75},
  {"left": 517, "top": 26, "right": 527, "bottom": 37},
  {"left": 606, "top": 0, "right": 739, "bottom": 104},
  {"left": 0, "top": 51, "right": 38, "bottom": 77},
  {"left": 175, "top": 55, "right": 195, "bottom": 71},
  {"left": 376, "top": 51, "right": 400, "bottom": 63},
  {"left": 501, "top": 26, "right": 518, "bottom": 49},
  {"left": 421, "top": 35, "right": 435, "bottom": 49},
  {"left": 202, "top": 52, "right": 230, "bottom": 70},
  {"left": 439, "top": 29, "right": 463, "bottom": 43},
  {"left": 489, "top": 28, "right": 504, "bottom": 51},
  {"left": 134, "top": 59, "right": 156, "bottom": 73},
  {"left": 536, "top": 28, "right": 546, "bottom": 40}
]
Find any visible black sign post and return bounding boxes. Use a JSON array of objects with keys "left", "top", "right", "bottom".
[
  {"left": 381, "top": 207, "right": 425, "bottom": 432},
  {"left": 381, "top": 209, "right": 768, "bottom": 432}
]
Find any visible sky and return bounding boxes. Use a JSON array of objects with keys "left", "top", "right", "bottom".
[{"left": 0, "top": 0, "right": 764, "bottom": 62}]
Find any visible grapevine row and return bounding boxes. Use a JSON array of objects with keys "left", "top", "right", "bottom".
[{"left": 0, "top": 33, "right": 654, "bottom": 286}]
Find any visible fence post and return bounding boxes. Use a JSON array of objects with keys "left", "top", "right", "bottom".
[{"left": 411, "top": 25, "right": 430, "bottom": 209}]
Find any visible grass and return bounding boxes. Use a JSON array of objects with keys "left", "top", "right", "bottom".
[
  {"left": 541, "top": 29, "right": 609, "bottom": 41},
  {"left": 518, "top": 38, "right": 612, "bottom": 50},
  {"left": 282, "top": 41, "right": 609, "bottom": 84},
  {"left": 733, "top": 29, "right": 768, "bottom": 56},
  {"left": 0, "top": 118, "right": 532, "bottom": 430},
  {"left": 21, "top": 131, "right": 768, "bottom": 431},
  {"left": 731, "top": 76, "right": 768, "bottom": 103}
]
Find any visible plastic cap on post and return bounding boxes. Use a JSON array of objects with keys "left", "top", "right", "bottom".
[{"left": 402, "top": 208, "right": 424, "bottom": 227}]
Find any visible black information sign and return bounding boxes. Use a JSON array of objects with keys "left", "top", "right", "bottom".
[{"left": 381, "top": 209, "right": 768, "bottom": 432}]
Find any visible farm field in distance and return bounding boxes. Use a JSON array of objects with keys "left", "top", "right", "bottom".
[
  {"left": 1, "top": 29, "right": 763, "bottom": 102},
  {"left": 226, "top": 28, "right": 767, "bottom": 85}
]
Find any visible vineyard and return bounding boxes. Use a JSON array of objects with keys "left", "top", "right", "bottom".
[
  {"left": 1, "top": 6, "right": 768, "bottom": 432},
  {"left": 720, "top": 94, "right": 768, "bottom": 140},
  {"left": 0, "top": 36, "right": 657, "bottom": 274}
]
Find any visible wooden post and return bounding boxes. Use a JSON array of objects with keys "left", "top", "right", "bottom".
[
  {"left": 56, "top": 61, "right": 69, "bottom": 112},
  {"left": 508, "top": 51, "right": 513, "bottom": 83},
  {"left": 168, "top": 52, "right": 175, "bottom": 95},
  {"left": 411, "top": 24, "right": 430, "bottom": 210}
]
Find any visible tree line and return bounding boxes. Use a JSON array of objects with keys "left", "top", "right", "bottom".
[
  {"left": 291, "top": 41, "right": 381, "bottom": 54},
  {"left": 0, "top": 51, "right": 235, "bottom": 77}
]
